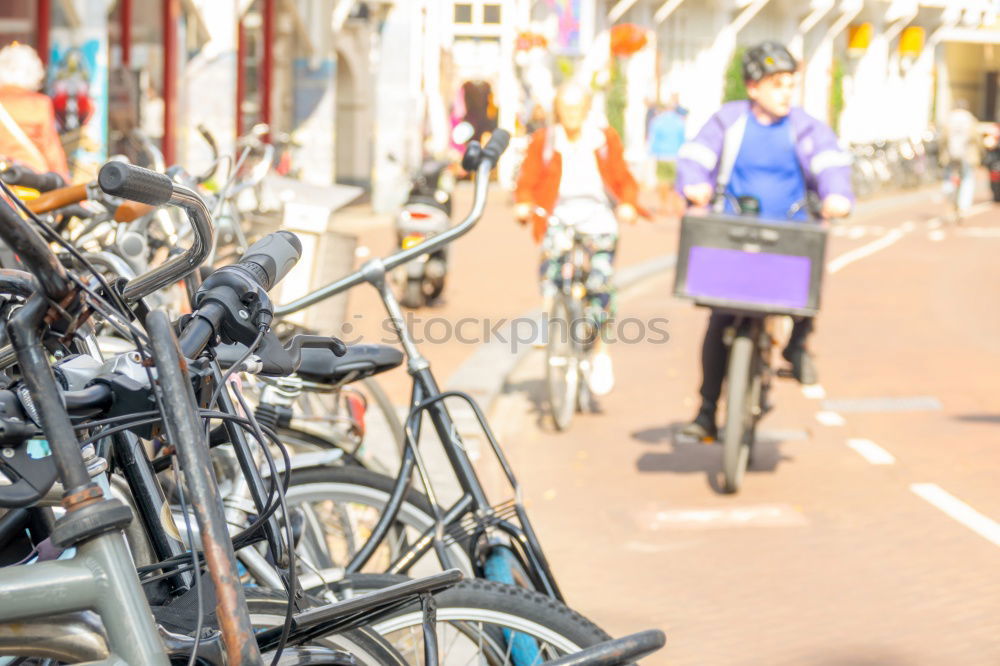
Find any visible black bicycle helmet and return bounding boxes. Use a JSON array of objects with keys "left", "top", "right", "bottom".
[{"left": 742, "top": 41, "right": 798, "bottom": 83}]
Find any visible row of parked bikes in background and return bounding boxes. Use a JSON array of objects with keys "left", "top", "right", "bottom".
[
  {"left": 850, "top": 126, "right": 1000, "bottom": 202},
  {"left": 0, "top": 117, "right": 666, "bottom": 665}
]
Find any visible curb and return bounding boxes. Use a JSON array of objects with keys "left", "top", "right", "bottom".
[{"left": 444, "top": 253, "right": 677, "bottom": 413}]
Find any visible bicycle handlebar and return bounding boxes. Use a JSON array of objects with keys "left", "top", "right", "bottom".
[
  {"left": 26, "top": 183, "right": 89, "bottom": 214},
  {"left": 540, "top": 630, "right": 666, "bottom": 666},
  {"left": 178, "top": 230, "right": 303, "bottom": 359},
  {"left": 0, "top": 192, "right": 71, "bottom": 301},
  {"left": 1, "top": 166, "right": 66, "bottom": 192},
  {"left": 98, "top": 161, "right": 174, "bottom": 206},
  {"left": 97, "top": 162, "right": 215, "bottom": 303},
  {"left": 273, "top": 129, "right": 510, "bottom": 317},
  {"left": 238, "top": 230, "right": 302, "bottom": 292}
]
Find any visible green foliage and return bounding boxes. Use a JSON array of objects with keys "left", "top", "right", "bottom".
[
  {"left": 555, "top": 56, "right": 575, "bottom": 83},
  {"left": 830, "top": 56, "right": 845, "bottom": 134},
  {"left": 724, "top": 47, "right": 748, "bottom": 102},
  {"left": 606, "top": 57, "right": 626, "bottom": 137}
]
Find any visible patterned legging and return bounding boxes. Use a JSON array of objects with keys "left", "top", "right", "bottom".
[{"left": 540, "top": 227, "right": 619, "bottom": 327}]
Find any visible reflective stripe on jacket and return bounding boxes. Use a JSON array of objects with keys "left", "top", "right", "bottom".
[{"left": 676, "top": 100, "right": 853, "bottom": 206}]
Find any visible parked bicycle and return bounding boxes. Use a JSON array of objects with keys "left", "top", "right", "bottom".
[{"left": 0, "top": 133, "right": 666, "bottom": 664}]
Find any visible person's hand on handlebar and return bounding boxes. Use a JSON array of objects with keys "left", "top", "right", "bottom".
[
  {"left": 514, "top": 201, "right": 533, "bottom": 226},
  {"left": 820, "top": 194, "right": 851, "bottom": 220},
  {"left": 682, "top": 183, "right": 713, "bottom": 209},
  {"left": 615, "top": 203, "right": 638, "bottom": 225}
]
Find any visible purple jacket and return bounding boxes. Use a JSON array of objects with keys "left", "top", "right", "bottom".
[{"left": 676, "top": 101, "right": 854, "bottom": 207}]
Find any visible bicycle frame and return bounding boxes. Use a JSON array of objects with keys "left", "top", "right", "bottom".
[{"left": 272, "top": 159, "right": 563, "bottom": 601}]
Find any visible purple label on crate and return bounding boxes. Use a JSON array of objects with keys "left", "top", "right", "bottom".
[{"left": 685, "top": 247, "right": 811, "bottom": 308}]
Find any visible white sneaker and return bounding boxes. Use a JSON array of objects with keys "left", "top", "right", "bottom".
[{"left": 588, "top": 351, "right": 615, "bottom": 396}]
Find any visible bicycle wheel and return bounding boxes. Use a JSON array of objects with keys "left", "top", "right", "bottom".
[
  {"left": 545, "top": 296, "right": 578, "bottom": 431},
  {"left": 722, "top": 334, "right": 755, "bottom": 494},
  {"left": 330, "top": 575, "right": 612, "bottom": 666},
  {"left": 284, "top": 466, "right": 473, "bottom": 578}
]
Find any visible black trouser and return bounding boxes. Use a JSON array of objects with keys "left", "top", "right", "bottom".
[{"left": 697, "top": 311, "right": 814, "bottom": 416}]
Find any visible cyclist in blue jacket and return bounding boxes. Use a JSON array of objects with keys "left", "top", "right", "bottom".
[{"left": 676, "top": 41, "right": 853, "bottom": 440}]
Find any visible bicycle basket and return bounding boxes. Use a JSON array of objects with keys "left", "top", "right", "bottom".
[{"left": 673, "top": 211, "right": 828, "bottom": 317}]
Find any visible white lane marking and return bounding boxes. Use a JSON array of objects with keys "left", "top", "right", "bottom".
[
  {"left": 846, "top": 438, "right": 896, "bottom": 465},
  {"left": 848, "top": 226, "right": 866, "bottom": 239},
  {"left": 827, "top": 229, "right": 906, "bottom": 274},
  {"left": 901, "top": 220, "right": 917, "bottom": 232},
  {"left": 964, "top": 201, "right": 995, "bottom": 219},
  {"left": 623, "top": 540, "right": 686, "bottom": 553},
  {"left": 802, "top": 384, "right": 826, "bottom": 400},
  {"left": 640, "top": 504, "right": 808, "bottom": 530},
  {"left": 816, "top": 411, "right": 846, "bottom": 426},
  {"left": 910, "top": 483, "right": 1000, "bottom": 547},
  {"left": 928, "top": 218, "right": 942, "bottom": 229},
  {"left": 928, "top": 230, "right": 946, "bottom": 242},
  {"left": 957, "top": 227, "right": 1000, "bottom": 237}
]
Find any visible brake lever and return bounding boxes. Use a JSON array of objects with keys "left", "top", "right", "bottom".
[
  {"left": 237, "top": 333, "right": 348, "bottom": 378},
  {"left": 284, "top": 334, "right": 348, "bottom": 359}
]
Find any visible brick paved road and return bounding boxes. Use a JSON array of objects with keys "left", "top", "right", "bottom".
[{"left": 489, "top": 193, "right": 1000, "bottom": 664}]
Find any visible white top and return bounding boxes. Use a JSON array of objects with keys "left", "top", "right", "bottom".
[{"left": 553, "top": 124, "right": 618, "bottom": 235}]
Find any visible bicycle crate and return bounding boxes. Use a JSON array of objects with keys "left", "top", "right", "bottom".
[{"left": 673, "top": 211, "right": 828, "bottom": 317}]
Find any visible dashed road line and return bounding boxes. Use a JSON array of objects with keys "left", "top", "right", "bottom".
[
  {"left": 821, "top": 395, "right": 942, "bottom": 413},
  {"left": 801, "top": 384, "right": 826, "bottom": 400},
  {"left": 846, "top": 438, "right": 896, "bottom": 465},
  {"left": 963, "top": 201, "right": 995, "bottom": 220},
  {"left": 910, "top": 483, "right": 1000, "bottom": 547},
  {"left": 928, "top": 230, "right": 946, "bottom": 242},
  {"left": 815, "top": 411, "right": 846, "bottom": 426},
  {"left": 827, "top": 228, "right": 906, "bottom": 274},
  {"left": 639, "top": 504, "right": 809, "bottom": 530}
]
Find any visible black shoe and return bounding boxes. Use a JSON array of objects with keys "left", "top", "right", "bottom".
[
  {"left": 680, "top": 409, "right": 717, "bottom": 442},
  {"left": 783, "top": 347, "right": 818, "bottom": 385}
]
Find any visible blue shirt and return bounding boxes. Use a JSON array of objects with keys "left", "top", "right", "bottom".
[
  {"left": 724, "top": 113, "right": 807, "bottom": 221},
  {"left": 647, "top": 110, "right": 686, "bottom": 159}
]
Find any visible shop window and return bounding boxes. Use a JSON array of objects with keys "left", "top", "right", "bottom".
[
  {"left": 454, "top": 3, "right": 472, "bottom": 24},
  {"left": 483, "top": 4, "right": 501, "bottom": 24}
]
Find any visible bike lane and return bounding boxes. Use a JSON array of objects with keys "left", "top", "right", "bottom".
[{"left": 487, "top": 194, "right": 1000, "bottom": 664}]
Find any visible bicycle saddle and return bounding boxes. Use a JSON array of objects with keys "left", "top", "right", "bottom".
[{"left": 295, "top": 343, "right": 403, "bottom": 385}]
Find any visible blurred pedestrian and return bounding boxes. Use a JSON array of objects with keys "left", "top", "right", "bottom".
[
  {"left": 0, "top": 42, "right": 69, "bottom": 181},
  {"left": 941, "top": 99, "right": 980, "bottom": 218},
  {"left": 647, "top": 94, "right": 687, "bottom": 215},
  {"left": 514, "top": 81, "right": 649, "bottom": 397}
]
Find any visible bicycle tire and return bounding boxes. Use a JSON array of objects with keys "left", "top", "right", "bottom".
[
  {"left": 285, "top": 466, "right": 473, "bottom": 577},
  {"left": 546, "top": 296, "right": 577, "bottom": 431},
  {"left": 329, "top": 574, "right": 612, "bottom": 665},
  {"left": 722, "top": 334, "right": 754, "bottom": 493}
]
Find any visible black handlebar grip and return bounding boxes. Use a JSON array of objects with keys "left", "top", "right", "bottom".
[
  {"left": 98, "top": 161, "right": 174, "bottom": 206},
  {"left": 1, "top": 166, "right": 65, "bottom": 192},
  {"left": 238, "top": 230, "right": 303, "bottom": 291},
  {"left": 480, "top": 129, "right": 511, "bottom": 169},
  {"left": 461, "top": 141, "right": 482, "bottom": 172}
]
